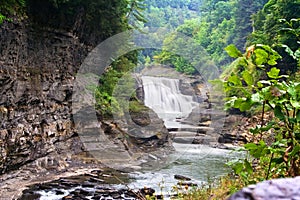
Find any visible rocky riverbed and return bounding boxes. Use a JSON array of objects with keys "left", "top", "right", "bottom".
[{"left": 0, "top": 150, "right": 161, "bottom": 200}]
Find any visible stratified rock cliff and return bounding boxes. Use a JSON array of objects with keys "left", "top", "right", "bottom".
[
  {"left": 0, "top": 3, "right": 172, "bottom": 175},
  {"left": 0, "top": 18, "right": 87, "bottom": 173}
]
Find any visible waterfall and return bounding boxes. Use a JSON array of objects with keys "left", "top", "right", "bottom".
[{"left": 141, "top": 76, "right": 197, "bottom": 128}]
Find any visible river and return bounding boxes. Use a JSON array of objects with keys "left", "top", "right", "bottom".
[{"left": 129, "top": 143, "right": 240, "bottom": 197}]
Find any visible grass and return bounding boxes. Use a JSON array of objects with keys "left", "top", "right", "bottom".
[
  {"left": 129, "top": 99, "right": 150, "bottom": 113},
  {"left": 180, "top": 175, "right": 245, "bottom": 200}
]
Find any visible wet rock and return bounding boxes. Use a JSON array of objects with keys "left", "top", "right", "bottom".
[
  {"left": 139, "top": 187, "right": 155, "bottom": 196},
  {"left": 89, "top": 177, "right": 105, "bottom": 183},
  {"left": 62, "top": 195, "right": 73, "bottom": 200},
  {"left": 218, "top": 133, "right": 247, "bottom": 144},
  {"left": 17, "top": 169, "right": 141, "bottom": 200},
  {"left": 228, "top": 177, "right": 300, "bottom": 200},
  {"left": 55, "top": 190, "right": 65, "bottom": 195},
  {"left": 18, "top": 192, "right": 41, "bottom": 200},
  {"left": 70, "top": 188, "right": 92, "bottom": 197},
  {"left": 174, "top": 175, "right": 191, "bottom": 181}
]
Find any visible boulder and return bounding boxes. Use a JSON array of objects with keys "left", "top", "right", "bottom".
[{"left": 228, "top": 177, "right": 300, "bottom": 200}]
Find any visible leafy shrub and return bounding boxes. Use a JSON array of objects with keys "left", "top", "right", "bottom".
[{"left": 223, "top": 43, "right": 300, "bottom": 184}]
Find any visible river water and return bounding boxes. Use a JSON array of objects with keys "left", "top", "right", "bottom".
[{"left": 128, "top": 143, "right": 240, "bottom": 197}]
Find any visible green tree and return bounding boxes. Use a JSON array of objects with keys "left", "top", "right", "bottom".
[
  {"left": 0, "top": 0, "right": 26, "bottom": 24},
  {"left": 233, "top": 0, "right": 268, "bottom": 51},
  {"left": 250, "top": 0, "right": 300, "bottom": 74}
]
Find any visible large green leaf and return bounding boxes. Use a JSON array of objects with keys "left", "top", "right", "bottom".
[
  {"left": 225, "top": 44, "right": 243, "bottom": 58},
  {"left": 254, "top": 48, "right": 268, "bottom": 65},
  {"left": 233, "top": 97, "right": 245, "bottom": 108},
  {"left": 228, "top": 73, "right": 242, "bottom": 86},
  {"left": 274, "top": 105, "right": 285, "bottom": 121},
  {"left": 242, "top": 70, "right": 253, "bottom": 86},
  {"left": 244, "top": 143, "right": 257, "bottom": 150},
  {"left": 240, "top": 100, "right": 252, "bottom": 111},
  {"left": 245, "top": 141, "right": 267, "bottom": 158},
  {"left": 244, "top": 159, "right": 253, "bottom": 174},
  {"left": 267, "top": 67, "right": 280, "bottom": 79}
]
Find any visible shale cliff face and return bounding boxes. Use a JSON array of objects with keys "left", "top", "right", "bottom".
[
  {"left": 0, "top": 18, "right": 172, "bottom": 174},
  {"left": 0, "top": 20, "right": 89, "bottom": 173}
]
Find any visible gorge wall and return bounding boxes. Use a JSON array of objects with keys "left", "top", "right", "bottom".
[
  {"left": 0, "top": 4, "right": 171, "bottom": 175},
  {"left": 0, "top": 19, "right": 87, "bottom": 173}
]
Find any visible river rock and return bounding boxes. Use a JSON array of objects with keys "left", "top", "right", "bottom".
[
  {"left": 139, "top": 187, "right": 155, "bottom": 196},
  {"left": 218, "top": 133, "right": 247, "bottom": 144},
  {"left": 228, "top": 176, "right": 300, "bottom": 200},
  {"left": 174, "top": 175, "right": 191, "bottom": 181}
]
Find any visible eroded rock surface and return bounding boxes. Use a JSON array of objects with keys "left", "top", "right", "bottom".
[{"left": 228, "top": 177, "right": 300, "bottom": 200}]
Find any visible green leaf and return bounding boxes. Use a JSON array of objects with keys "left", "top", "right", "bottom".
[
  {"left": 274, "top": 105, "right": 285, "bottom": 121},
  {"left": 244, "top": 143, "right": 257, "bottom": 150},
  {"left": 272, "top": 157, "right": 284, "bottom": 164},
  {"left": 240, "top": 100, "right": 252, "bottom": 111},
  {"left": 288, "top": 117, "right": 297, "bottom": 124},
  {"left": 244, "top": 159, "right": 253, "bottom": 174},
  {"left": 257, "top": 81, "right": 264, "bottom": 88},
  {"left": 295, "top": 83, "right": 300, "bottom": 92},
  {"left": 225, "top": 44, "right": 243, "bottom": 58},
  {"left": 291, "top": 100, "right": 300, "bottom": 109},
  {"left": 250, "top": 126, "right": 260, "bottom": 134},
  {"left": 267, "top": 67, "right": 280, "bottom": 79},
  {"left": 247, "top": 140, "right": 268, "bottom": 158},
  {"left": 287, "top": 86, "right": 296, "bottom": 98},
  {"left": 260, "top": 122, "right": 275, "bottom": 131},
  {"left": 242, "top": 70, "right": 253, "bottom": 86},
  {"left": 233, "top": 98, "right": 245, "bottom": 108},
  {"left": 232, "top": 162, "right": 244, "bottom": 174},
  {"left": 267, "top": 59, "right": 277, "bottom": 66},
  {"left": 296, "top": 110, "right": 300, "bottom": 122},
  {"left": 289, "top": 145, "right": 300, "bottom": 157},
  {"left": 228, "top": 74, "right": 242, "bottom": 86},
  {"left": 254, "top": 49, "right": 268, "bottom": 65}
]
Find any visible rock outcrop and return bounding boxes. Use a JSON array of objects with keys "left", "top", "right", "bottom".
[
  {"left": 228, "top": 176, "right": 300, "bottom": 200},
  {"left": 0, "top": 20, "right": 85, "bottom": 174}
]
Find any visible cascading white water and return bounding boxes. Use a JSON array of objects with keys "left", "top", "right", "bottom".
[{"left": 142, "top": 76, "right": 198, "bottom": 128}]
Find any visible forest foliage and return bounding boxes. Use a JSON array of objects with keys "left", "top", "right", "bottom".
[{"left": 144, "top": 0, "right": 268, "bottom": 74}]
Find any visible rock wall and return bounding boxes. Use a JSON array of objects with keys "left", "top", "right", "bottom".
[{"left": 0, "top": 20, "right": 89, "bottom": 174}]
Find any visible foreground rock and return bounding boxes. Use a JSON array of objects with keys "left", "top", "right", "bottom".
[
  {"left": 19, "top": 168, "right": 142, "bottom": 200},
  {"left": 228, "top": 176, "right": 300, "bottom": 200}
]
